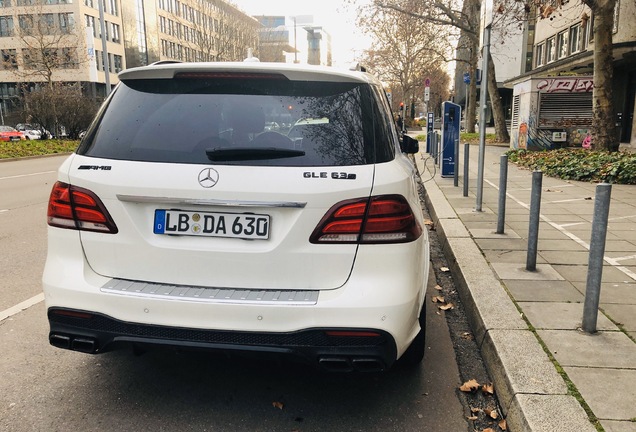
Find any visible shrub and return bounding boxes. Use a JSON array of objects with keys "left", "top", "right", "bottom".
[{"left": 506, "top": 149, "right": 636, "bottom": 184}]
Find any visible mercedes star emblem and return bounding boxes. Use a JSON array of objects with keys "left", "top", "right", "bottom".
[{"left": 198, "top": 168, "right": 219, "bottom": 188}]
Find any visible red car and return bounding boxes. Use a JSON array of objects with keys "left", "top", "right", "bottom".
[{"left": 0, "top": 125, "right": 25, "bottom": 142}]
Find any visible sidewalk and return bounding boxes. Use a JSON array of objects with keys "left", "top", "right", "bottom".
[{"left": 415, "top": 141, "right": 636, "bottom": 432}]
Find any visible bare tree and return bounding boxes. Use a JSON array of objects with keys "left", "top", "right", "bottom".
[
  {"left": 374, "top": 0, "right": 511, "bottom": 142},
  {"left": 356, "top": 0, "right": 451, "bottom": 120},
  {"left": 21, "top": 82, "right": 99, "bottom": 139},
  {"left": 7, "top": 3, "right": 83, "bottom": 88},
  {"left": 580, "top": 0, "right": 618, "bottom": 151}
]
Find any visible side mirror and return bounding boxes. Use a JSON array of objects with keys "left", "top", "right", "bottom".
[{"left": 400, "top": 135, "right": 419, "bottom": 154}]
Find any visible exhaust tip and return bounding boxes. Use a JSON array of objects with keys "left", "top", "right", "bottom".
[
  {"left": 71, "top": 337, "right": 98, "bottom": 353},
  {"left": 49, "top": 333, "right": 71, "bottom": 349},
  {"left": 318, "top": 357, "right": 354, "bottom": 372}
]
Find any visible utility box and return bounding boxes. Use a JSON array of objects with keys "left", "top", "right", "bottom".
[
  {"left": 441, "top": 102, "right": 461, "bottom": 178},
  {"left": 510, "top": 76, "right": 593, "bottom": 150}
]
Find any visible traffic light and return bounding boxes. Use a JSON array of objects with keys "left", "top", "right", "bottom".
[{"left": 399, "top": 102, "right": 404, "bottom": 111}]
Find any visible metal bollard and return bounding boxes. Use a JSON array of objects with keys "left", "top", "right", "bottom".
[
  {"left": 582, "top": 183, "right": 612, "bottom": 333},
  {"left": 526, "top": 170, "right": 542, "bottom": 271},
  {"left": 454, "top": 138, "right": 459, "bottom": 187},
  {"left": 463, "top": 144, "right": 469, "bottom": 197},
  {"left": 496, "top": 154, "right": 508, "bottom": 234}
]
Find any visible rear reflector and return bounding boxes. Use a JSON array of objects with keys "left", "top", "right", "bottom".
[
  {"left": 325, "top": 331, "right": 382, "bottom": 338},
  {"left": 310, "top": 195, "right": 422, "bottom": 244},
  {"left": 47, "top": 182, "right": 118, "bottom": 234}
]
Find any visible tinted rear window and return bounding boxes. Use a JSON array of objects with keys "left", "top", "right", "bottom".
[{"left": 78, "top": 76, "right": 395, "bottom": 166}]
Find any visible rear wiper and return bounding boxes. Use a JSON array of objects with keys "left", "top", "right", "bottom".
[{"left": 205, "top": 147, "right": 305, "bottom": 161}]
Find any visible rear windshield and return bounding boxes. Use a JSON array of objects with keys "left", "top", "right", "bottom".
[{"left": 78, "top": 76, "right": 396, "bottom": 166}]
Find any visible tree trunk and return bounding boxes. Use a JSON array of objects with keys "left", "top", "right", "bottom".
[
  {"left": 589, "top": 0, "right": 618, "bottom": 151},
  {"left": 487, "top": 51, "right": 510, "bottom": 143}
]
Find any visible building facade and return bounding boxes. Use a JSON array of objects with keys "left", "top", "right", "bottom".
[
  {"left": 0, "top": 0, "right": 259, "bottom": 124},
  {"left": 507, "top": 0, "right": 636, "bottom": 148}
]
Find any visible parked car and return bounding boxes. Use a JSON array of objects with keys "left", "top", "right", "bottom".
[
  {"left": 0, "top": 125, "right": 25, "bottom": 142},
  {"left": 15, "top": 123, "right": 52, "bottom": 140},
  {"left": 43, "top": 61, "right": 429, "bottom": 372}
]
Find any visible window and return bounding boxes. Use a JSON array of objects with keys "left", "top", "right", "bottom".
[
  {"left": 546, "top": 36, "right": 556, "bottom": 63},
  {"left": 113, "top": 54, "right": 122, "bottom": 72},
  {"left": 41, "top": 13, "right": 55, "bottom": 34},
  {"left": 1, "top": 49, "right": 17, "bottom": 69},
  {"left": 535, "top": 42, "right": 545, "bottom": 67},
  {"left": 111, "top": 23, "right": 119, "bottom": 43},
  {"left": 59, "top": 13, "right": 74, "bottom": 33},
  {"left": 61, "top": 47, "right": 77, "bottom": 68},
  {"left": 0, "top": 15, "right": 13, "bottom": 36},
  {"left": 557, "top": 30, "right": 568, "bottom": 59},
  {"left": 613, "top": 0, "right": 619, "bottom": 33},
  {"left": 108, "top": 0, "right": 118, "bottom": 16},
  {"left": 21, "top": 48, "right": 35, "bottom": 69},
  {"left": 0, "top": 0, "right": 12, "bottom": 5},
  {"left": 84, "top": 0, "right": 93, "bottom": 6},
  {"left": 85, "top": 14, "right": 96, "bottom": 37},
  {"left": 569, "top": 23, "right": 581, "bottom": 54},
  {"left": 18, "top": 15, "right": 34, "bottom": 34}
]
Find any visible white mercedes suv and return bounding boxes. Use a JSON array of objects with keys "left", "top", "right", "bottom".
[{"left": 43, "top": 61, "right": 429, "bottom": 372}]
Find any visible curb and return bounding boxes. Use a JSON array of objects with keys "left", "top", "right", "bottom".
[{"left": 418, "top": 156, "right": 597, "bottom": 432}]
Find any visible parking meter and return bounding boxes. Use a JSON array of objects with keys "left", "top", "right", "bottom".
[{"left": 441, "top": 102, "right": 461, "bottom": 178}]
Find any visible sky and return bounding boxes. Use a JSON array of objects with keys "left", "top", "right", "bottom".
[{"left": 230, "top": 0, "right": 372, "bottom": 66}]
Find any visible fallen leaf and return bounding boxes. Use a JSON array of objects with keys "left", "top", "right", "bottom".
[
  {"left": 483, "top": 428, "right": 496, "bottom": 432},
  {"left": 438, "top": 302, "right": 454, "bottom": 311},
  {"left": 485, "top": 408, "right": 499, "bottom": 419},
  {"left": 461, "top": 332, "right": 474, "bottom": 340},
  {"left": 467, "top": 415, "right": 478, "bottom": 421},
  {"left": 499, "top": 419, "right": 508, "bottom": 430},
  {"left": 272, "top": 401, "right": 284, "bottom": 410},
  {"left": 432, "top": 295, "right": 445, "bottom": 303},
  {"left": 460, "top": 379, "right": 480, "bottom": 392},
  {"left": 440, "top": 267, "right": 450, "bottom": 272},
  {"left": 482, "top": 383, "right": 495, "bottom": 395},
  {"left": 434, "top": 284, "right": 443, "bottom": 291},
  {"left": 470, "top": 407, "right": 481, "bottom": 413},
  {"left": 424, "top": 219, "right": 434, "bottom": 226}
]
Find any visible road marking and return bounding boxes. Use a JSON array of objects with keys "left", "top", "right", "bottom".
[
  {"left": 484, "top": 178, "right": 636, "bottom": 282},
  {"left": 0, "top": 170, "right": 56, "bottom": 181},
  {"left": 0, "top": 293, "right": 45, "bottom": 322}
]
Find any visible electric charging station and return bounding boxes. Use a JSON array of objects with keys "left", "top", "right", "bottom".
[
  {"left": 426, "top": 112, "right": 434, "bottom": 153},
  {"left": 440, "top": 101, "right": 461, "bottom": 178}
]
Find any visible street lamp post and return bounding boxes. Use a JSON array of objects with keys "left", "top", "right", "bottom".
[{"left": 98, "top": 0, "right": 111, "bottom": 96}]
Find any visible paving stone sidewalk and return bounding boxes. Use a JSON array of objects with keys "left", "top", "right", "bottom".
[{"left": 416, "top": 142, "right": 636, "bottom": 432}]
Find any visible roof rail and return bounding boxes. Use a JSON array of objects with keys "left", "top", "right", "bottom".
[
  {"left": 349, "top": 62, "right": 368, "bottom": 73},
  {"left": 149, "top": 60, "right": 183, "bottom": 66}
]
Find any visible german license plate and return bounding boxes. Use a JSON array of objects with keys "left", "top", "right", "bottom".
[{"left": 153, "top": 209, "right": 270, "bottom": 240}]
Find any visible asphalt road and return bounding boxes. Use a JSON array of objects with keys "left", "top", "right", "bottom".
[{"left": 1, "top": 155, "right": 472, "bottom": 432}]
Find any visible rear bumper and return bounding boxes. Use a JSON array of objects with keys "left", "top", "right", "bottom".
[{"left": 48, "top": 308, "right": 397, "bottom": 372}]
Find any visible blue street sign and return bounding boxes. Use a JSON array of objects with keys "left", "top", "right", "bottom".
[{"left": 463, "top": 72, "right": 470, "bottom": 84}]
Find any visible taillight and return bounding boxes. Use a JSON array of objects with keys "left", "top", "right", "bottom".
[
  {"left": 47, "top": 182, "right": 118, "bottom": 234},
  {"left": 310, "top": 195, "right": 422, "bottom": 244}
]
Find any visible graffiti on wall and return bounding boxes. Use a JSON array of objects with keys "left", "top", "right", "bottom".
[
  {"left": 517, "top": 110, "right": 555, "bottom": 150},
  {"left": 536, "top": 77, "right": 593, "bottom": 93}
]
